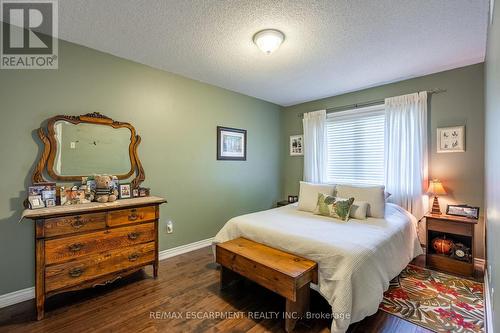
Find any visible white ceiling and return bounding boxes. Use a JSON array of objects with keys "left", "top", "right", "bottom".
[{"left": 57, "top": 0, "right": 489, "bottom": 106}]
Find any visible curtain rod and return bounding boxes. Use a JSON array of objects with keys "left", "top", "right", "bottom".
[{"left": 297, "top": 88, "right": 447, "bottom": 118}]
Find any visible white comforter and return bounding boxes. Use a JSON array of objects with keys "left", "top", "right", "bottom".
[{"left": 213, "top": 203, "right": 423, "bottom": 333}]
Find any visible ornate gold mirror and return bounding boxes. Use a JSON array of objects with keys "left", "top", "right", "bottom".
[{"left": 32, "top": 113, "right": 145, "bottom": 188}]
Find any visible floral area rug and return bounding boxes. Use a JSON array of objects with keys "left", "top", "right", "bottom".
[{"left": 379, "top": 264, "right": 484, "bottom": 333}]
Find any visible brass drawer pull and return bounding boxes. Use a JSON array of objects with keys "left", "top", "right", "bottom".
[
  {"left": 128, "top": 209, "right": 139, "bottom": 221},
  {"left": 128, "top": 232, "right": 140, "bottom": 240},
  {"left": 68, "top": 243, "right": 84, "bottom": 252},
  {"left": 92, "top": 276, "right": 122, "bottom": 287},
  {"left": 128, "top": 253, "right": 140, "bottom": 262},
  {"left": 70, "top": 216, "right": 85, "bottom": 229},
  {"left": 69, "top": 267, "right": 84, "bottom": 278}
]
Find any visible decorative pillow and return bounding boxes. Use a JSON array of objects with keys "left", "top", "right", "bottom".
[
  {"left": 298, "top": 181, "right": 336, "bottom": 212},
  {"left": 336, "top": 185, "right": 385, "bottom": 218},
  {"left": 350, "top": 200, "right": 369, "bottom": 219},
  {"left": 314, "top": 193, "right": 355, "bottom": 222}
]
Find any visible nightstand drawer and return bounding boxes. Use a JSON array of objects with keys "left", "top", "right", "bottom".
[{"left": 427, "top": 219, "right": 472, "bottom": 236}]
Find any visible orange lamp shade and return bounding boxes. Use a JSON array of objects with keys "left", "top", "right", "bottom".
[{"left": 427, "top": 180, "right": 447, "bottom": 196}]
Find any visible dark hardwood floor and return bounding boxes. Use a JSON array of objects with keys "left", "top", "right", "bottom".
[{"left": 0, "top": 247, "right": 437, "bottom": 333}]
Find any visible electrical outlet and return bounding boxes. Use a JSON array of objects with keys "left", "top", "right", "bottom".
[
  {"left": 70, "top": 142, "right": 76, "bottom": 149},
  {"left": 166, "top": 220, "right": 173, "bottom": 234}
]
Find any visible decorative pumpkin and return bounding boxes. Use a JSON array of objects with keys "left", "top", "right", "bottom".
[{"left": 432, "top": 236, "right": 454, "bottom": 255}]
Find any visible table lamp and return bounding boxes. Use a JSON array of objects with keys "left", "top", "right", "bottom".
[{"left": 427, "top": 179, "right": 447, "bottom": 215}]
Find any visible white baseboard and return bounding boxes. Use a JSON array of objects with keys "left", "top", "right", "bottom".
[
  {"left": 485, "top": 269, "right": 494, "bottom": 333},
  {"left": 0, "top": 237, "right": 214, "bottom": 309},
  {"left": 0, "top": 287, "right": 35, "bottom": 308},
  {"left": 158, "top": 237, "right": 214, "bottom": 261}
]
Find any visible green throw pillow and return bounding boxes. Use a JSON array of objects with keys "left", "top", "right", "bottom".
[{"left": 314, "top": 193, "right": 355, "bottom": 222}]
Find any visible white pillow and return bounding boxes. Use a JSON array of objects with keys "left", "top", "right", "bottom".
[
  {"left": 298, "top": 181, "right": 335, "bottom": 212},
  {"left": 336, "top": 185, "right": 385, "bottom": 218},
  {"left": 350, "top": 200, "right": 369, "bottom": 220}
]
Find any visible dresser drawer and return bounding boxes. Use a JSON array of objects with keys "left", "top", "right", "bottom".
[
  {"left": 45, "top": 222, "right": 155, "bottom": 265},
  {"left": 43, "top": 213, "right": 106, "bottom": 238},
  {"left": 45, "top": 242, "right": 155, "bottom": 292},
  {"left": 107, "top": 206, "right": 156, "bottom": 227}
]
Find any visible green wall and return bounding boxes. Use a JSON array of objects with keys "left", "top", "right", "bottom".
[
  {"left": 281, "top": 64, "right": 485, "bottom": 258},
  {"left": 485, "top": 1, "right": 500, "bottom": 331},
  {"left": 0, "top": 40, "right": 282, "bottom": 295}
]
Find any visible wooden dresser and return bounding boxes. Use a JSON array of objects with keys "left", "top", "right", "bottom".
[{"left": 23, "top": 196, "right": 166, "bottom": 320}]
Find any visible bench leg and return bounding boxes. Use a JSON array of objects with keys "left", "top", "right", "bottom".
[
  {"left": 285, "top": 284, "right": 310, "bottom": 332},
  {"left": 220, "top": 266, "right": 241, "bottom": 289}
]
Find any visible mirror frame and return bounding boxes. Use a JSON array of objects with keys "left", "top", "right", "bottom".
[{"left": 32, "top": 112, "right": 145, "bottom": 188}]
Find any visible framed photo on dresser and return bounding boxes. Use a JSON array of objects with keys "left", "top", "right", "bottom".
[{"left": 119, "top": 183, "right": 132, "bottom": 199}]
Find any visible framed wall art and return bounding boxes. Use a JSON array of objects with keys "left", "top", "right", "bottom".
[
  {"left": 289, "top": 135, "right": 303, "bottom": 156},
  {"left": 446, "top": 204, "right": 480, "bottom": 219},
  {"left": 217, "top": 126, "right": 247, "bottom": 161},
  {"left": 437, "top": 126, "right": 465, "bottom": 153}
]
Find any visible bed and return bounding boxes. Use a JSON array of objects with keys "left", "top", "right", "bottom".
[{"left": 213, "top": 202, "right": 423, "bottom": 333}]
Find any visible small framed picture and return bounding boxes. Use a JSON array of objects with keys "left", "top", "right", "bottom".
[
  {"left": 437, "top": 126, "right": 465, "bottom": 153},
  {"left": 62, "top": 189, "right": 86, "bottom": 205},
  {"left": 446, "top": 204, "right": 480, "bottom": 219},
  {"left": 28, "top": 195, "right": 45, "bottom": 209},
  {"left": 28, "top": 186, "right": 44, "bottom": 196},
  {"left": 42, "top": 189, "right": 56, "bottom": 201},
  {"left": 293, "top": 196, "right": 298, "bottom": 202},
  {"left": 288, "top": 195, "right": 294, "bottom": 203},
  {"left": 119, "top": 184, "right": 132, "bottom": 199},
  {"left": 45, "top": 198, "right": 56, "bottom": 207},
  {"left": 290, "top": 135, "right": 304, "bottom": 156},
  {"left": 132, "top": 188, "right": 139, "bottom": 198},
  {"left": 217, "top": 126, "right": 247, "bottom": 161},
  {"left": 139, "top": 187, "right": 150, "bottom": 197}
]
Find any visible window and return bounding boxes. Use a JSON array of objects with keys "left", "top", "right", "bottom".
[{"left": 326, "top": 105, "right": 385, "bottom": 186}]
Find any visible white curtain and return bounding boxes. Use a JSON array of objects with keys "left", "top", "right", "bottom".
[
  {"left": 303, "top": 110, "right": 327, "bottom": 183},
  {"left": 384, "top": 92, "right": 428, "bottom": 219}
]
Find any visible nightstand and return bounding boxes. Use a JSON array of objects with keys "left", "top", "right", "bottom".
[
  {"left": 425, "top": 213, "right": 478, "bottom": 277},
  {"left": 277, "top": 200, "right": 292, "bottom": 207}
]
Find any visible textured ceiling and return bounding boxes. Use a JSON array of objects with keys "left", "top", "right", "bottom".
[{"left": 57, "top": 0, "right": 489, "bottom": 106}]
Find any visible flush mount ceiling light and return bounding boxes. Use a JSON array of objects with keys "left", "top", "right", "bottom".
[{"left": 253, "top": 29, "right": 285, "bottom": 55}]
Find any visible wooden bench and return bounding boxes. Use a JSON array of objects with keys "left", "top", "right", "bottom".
[{"left": 215, "top": 237, "right": 318, "bottom": 332}]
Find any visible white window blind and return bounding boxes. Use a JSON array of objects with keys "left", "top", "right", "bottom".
[{"left": 326, "top": 105, "right": 385, "bottom": 186}]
